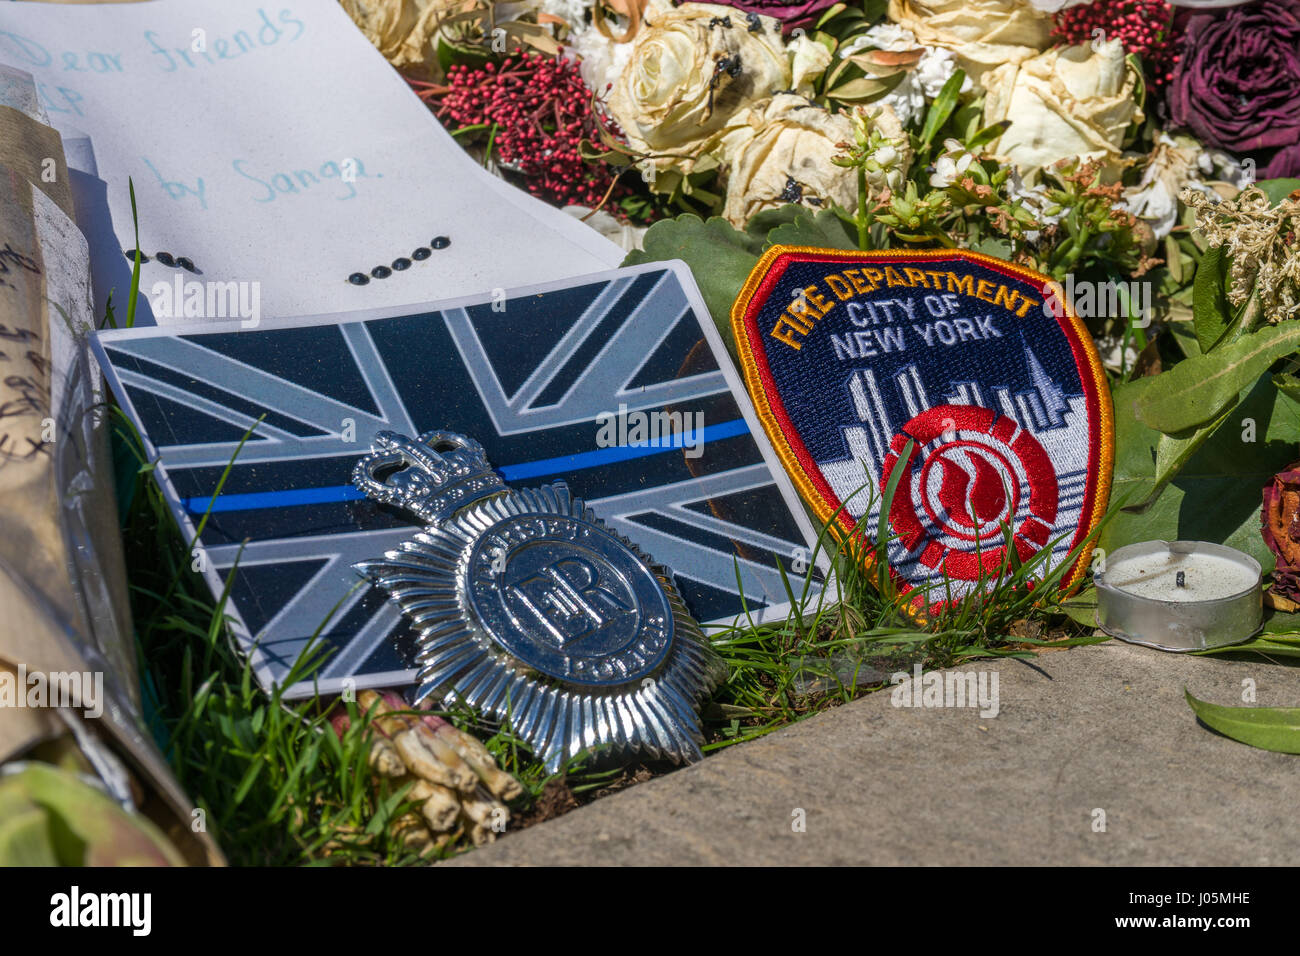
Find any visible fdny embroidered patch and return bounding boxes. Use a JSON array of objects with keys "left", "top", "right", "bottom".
[{"left": 730, "top": 246, "right": 1113, "bottom": 610}]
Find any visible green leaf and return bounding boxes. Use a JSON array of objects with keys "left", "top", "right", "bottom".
[
  {"left": 860, "top": 0, "right": 890, "bottom": 25},
  {"left": 951, "top": 100, "right": 984, "bottom": 143},
  {"left": 1121, "top": 404, "right": 1234, "bottom": 514},
  {"left": 1191, "top": 246, "right": 1232, "bottom": 353},
  {"left": 1185, "top": 689, "right": 1300, "bottom": 753},
  {"left": 828, "top": 75, "right": 898, "bottom": 103},
  {"left": 622, "top": 214, "right": 762, "bottom": 356},
  {"left": 969, "top": 235, "right": 1012, "bottom": 260},
  {"left": 0, "top": 763, "right": 184, "bottom": 865},
  {"left": 965, "top": 120, "right": 1010, "bottom": 152},
  {"left": 765, "top": 208, "right": 858, "bottom": 252},
  {"left": 1164, "top": 234, "right": 1183, "bottom": 285},
  {"left": 745, "top": 204, "right": 803, "bottom": 236},
  {"left": 1167, "top": 319, "right": 1202, "bottom": 358},
  {"left": 1057, "top": 585, "right": 1101, "bottom": 629},
  {"left": 1261, "top": 610, "right": 1300, "bottom": 635},
  {"left": 578, "top": 138, "right": 635, "bottom": 166},
  {"left": 1254, "top": 178, "right": 1300, "bottom": 206},
  {"left": 919, "top": 69, "right": 965, "bottom": 149},
  {"left": 0, "top": 789, "right": 58, "bottom": 866},
  {"left": 1132, "top": 323, "right": 1300, "bottom": 433},
  {"left": 815, "top": 2, "right": 850, "bottom": 27},
  {"left": 1200, "top": 638, "right": 1300, "bottom": 659},
  {"left": 1273, "top": 370, "right": 1300, "bottom": 405},
  {"left": 1102, "top": 373, "right": 1300, "bottom": 569}
]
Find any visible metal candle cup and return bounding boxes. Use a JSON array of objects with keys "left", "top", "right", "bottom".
[{"left": 1094, "top": 540, "right": 1262, "bottom": 652}]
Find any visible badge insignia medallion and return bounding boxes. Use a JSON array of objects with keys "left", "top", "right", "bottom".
[
  {"left": 731, "top": 247, "right": 1113, "bottom": 610},
  {"left": 352, "top": 430, "right": 726, "bottom": 771}
]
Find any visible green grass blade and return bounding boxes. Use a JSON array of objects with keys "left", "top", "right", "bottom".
[{"left": 126, "top": 178, "right": 142, "bottom": 329}]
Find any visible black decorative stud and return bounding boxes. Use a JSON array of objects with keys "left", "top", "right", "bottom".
[
  {"left": 155, "top": 251, "right": 176, "bottom": 267},
  {"left": 348, "top": 235, "right": 451, "bottom": 286}
]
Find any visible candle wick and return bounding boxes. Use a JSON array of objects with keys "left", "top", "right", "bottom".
[{"left": 1176, "top": 571, "right": 1186, "bottom": 588}]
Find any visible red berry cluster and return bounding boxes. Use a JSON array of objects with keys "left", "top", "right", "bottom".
[
  {"left": 413, "top": 52, "right": 627, "bottom": 209},
  {"left": 1054, "top": 0, "right": 1181, "bottom": 86}
]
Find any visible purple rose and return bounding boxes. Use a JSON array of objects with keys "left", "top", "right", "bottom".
[
  {"left": 1264, "top": 142, "right": 1300, "bottom": 179},
  {"left": 1168, "top": 0, "right": 1300, "bottom": 154},
  {"left": 705, "top": 0, "right": 841, "bottom": 29}
]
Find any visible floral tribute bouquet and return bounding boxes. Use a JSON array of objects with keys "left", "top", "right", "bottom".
[{"left": 340, "top": 0, "right": 1300, "bottom": 605}]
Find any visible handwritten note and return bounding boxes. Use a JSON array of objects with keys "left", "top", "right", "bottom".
[
  {"left": 0, "top": 169, "right": 51, "bottom": 493},
  {"left": 0, "top": 0, "right": 624, "bottom": 324}
]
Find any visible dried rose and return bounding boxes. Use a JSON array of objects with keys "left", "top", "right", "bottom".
[
  {"left": 606, "top": 1, "right": 794, "bottom": 176},
  {"left": 1262, "top": 461, "right": 1300, "bottom": 601},
  {"left": 704, "top": 0, "right": 841, "bottom": 29},
  {"left": 887, "top": 0, "right": 1054, "bottom": 87},
  {"left": 719, "top": 94, "right": 859, "bottom": 226},
  {"left": 1167, "top": 0, "right": 1300, "bottom": 156},
  {"left": 1264, "top": 142, "right": 1300, "bottom": 181},
  {"left": 982, "top": 38, "right": 1142, "bottom": 176},
  {"left": 340, "top": 0, "right": 445, "bottom": 73}
]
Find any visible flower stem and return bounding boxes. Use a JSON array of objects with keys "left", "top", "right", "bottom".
[{"left": 857, "top": 167, "right": 871, "bottom": 250}]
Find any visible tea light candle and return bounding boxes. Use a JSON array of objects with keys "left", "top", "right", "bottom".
[{"left": 1094, "top": 540, "right": 1262, "bottom": 651}]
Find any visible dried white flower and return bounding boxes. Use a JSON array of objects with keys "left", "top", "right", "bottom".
[
  {"left": 1182, "top": 186, "right": 1300, "bottom": 322},
  {"left": 1121, "top": 134, "right": 1207, "bottom": 240}
]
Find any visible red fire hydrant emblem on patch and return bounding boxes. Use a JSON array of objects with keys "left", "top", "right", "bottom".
[{"left": 881, "top": 404, "right": 1059, "bottom": 581}]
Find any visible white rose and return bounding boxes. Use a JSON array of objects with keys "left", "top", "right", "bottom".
[
  {"left": 983, "top": 39, "right": 1143, "bottom": 176},
  {"left": 607, "top": 2, "right": 792, "bottom": 173},
  {"left": 721, "top": 97, "right": 909, "bottom": 227},
  {"left": 721, "top": 94, "right": 858, "bottom": 227},
  {"left": 341, "top": 0, "right": 447, "bottom": 73},
  {"left": 887, "top": 0, "right": 1054, "bottom": 87}
]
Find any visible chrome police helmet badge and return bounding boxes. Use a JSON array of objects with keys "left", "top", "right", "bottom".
[{"left": 352, "top": 430, "right": 726, "bottom": 771}]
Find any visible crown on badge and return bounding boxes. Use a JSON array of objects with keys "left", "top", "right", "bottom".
[{"left": 352, "top": 430, "right": 508, "bottom": 523}]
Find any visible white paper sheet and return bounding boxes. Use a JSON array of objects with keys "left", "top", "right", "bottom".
[{"left": 0, "top": 0, "right": 624, "bottom": 325}]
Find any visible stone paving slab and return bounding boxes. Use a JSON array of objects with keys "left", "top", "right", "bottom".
[{"left": 449, "top": 641, "right": 1300, "bottom": 865}]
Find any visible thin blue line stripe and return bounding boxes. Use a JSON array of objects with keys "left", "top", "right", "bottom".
[{"left": 182, "top": 418, "right": 751, "bottom": 514}]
